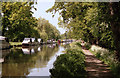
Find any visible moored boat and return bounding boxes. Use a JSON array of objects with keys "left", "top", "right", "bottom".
[
  {"left": 0, "top": 36, "right": 10, "bottom": 50},
  {"left": 22, "top": 38, "right": 32, "bottom": 47},
  {"left": 22, "top": 38, "right": 41, "bottom": 47}
]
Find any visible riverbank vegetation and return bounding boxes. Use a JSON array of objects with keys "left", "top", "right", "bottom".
[
  {"left": 36, "top": 17, "right": 61, "bottom": 42},
  {"left": 74, "top": 41, "right": 120, "bottom": 78},
  {"left": 1, "top": 2, "right": 60, "bottom": 42},
  {"left": 9, "top": 42, "right": 22, "bottom": 46},
  {"left": 1, "top": 1, "right": 120, "bottom": 77},
  {"left": 50, "top": 42, "right": 86, "bottom": 78},
  {"left": 47, "top": 2, "right": 120, "bottom": 77},
  {"left": 47, "top": 2, "right": 120, "bottom": 61},
  {"left": 2, "top": 2, "right": 39, "bottom": 41}
]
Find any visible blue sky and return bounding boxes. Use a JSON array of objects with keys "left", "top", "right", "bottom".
[{"left": 32, "top": 1, "right": 66, "bottom": 34}]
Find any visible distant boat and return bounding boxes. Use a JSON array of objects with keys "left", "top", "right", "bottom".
[
  {"left": 0, "top": 58, "right": 4, "bottom": 63},
  {"left": 22, "top": 38, "right": 42, "bottom": 47},
  {"left": 47, "top": 39, "right": 56, "bottom": 44},
  {"left": 0, "top": 36, "right": 10, "bottom": 49},
  {"left": 22, "top": 38, "right": 37, "bottom": 47},
  {"left": 37, "top": 38, "right": 41, "bottom": 43},
  {"left": 22, "top": 38, "right": 32, "bottom": 47}
]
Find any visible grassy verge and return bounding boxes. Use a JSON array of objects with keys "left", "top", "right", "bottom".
[
  {"left": 50, "top": 42, "right": 86, "bottom": 78},
  {"left": 9, "top": 42, "right": 22, "bottom": 46},
  {"left": 89, "top": 45, "right": 120, "bottom": 78}
]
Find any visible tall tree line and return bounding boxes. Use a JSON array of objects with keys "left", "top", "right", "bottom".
[
  {"left": 2, "top": 2, "right": 39, "bottom": 41},
  {"left": 47, "top": 2, "right": 120, "bottom": 60},
  {"left": 1, "top": 2, "right": 60, "bottom": 42},
  {"left": 36, "top": 17, "right": 60, "bottom": 42}
]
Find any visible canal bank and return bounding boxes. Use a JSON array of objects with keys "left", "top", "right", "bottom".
[
  {"left": 49, "top": 41, "right": 118, "bottom": 78},
  {"left": 1, "top": 43, "right": 70, "bottom": 77},
  {"left": 9, "top": 40, "right": 73, "bottom": 48},
  {"left": 49, "top": 42, "right": 86, "bottom": 78}
]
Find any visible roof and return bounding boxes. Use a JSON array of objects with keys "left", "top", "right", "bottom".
[{"left": 0, "top": 36, "right": 6, "bottom": 40}]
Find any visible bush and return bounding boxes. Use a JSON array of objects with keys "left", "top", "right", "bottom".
[
  {"left": 96, "top": 51, "right": 101, "bottom": 58},
  {"left": 75, "top": 42, "right": 82, "bottom": 47},
  {"left": 84, "top": 43, "right": 91, "bottom": 50},
  {"left": 50, "top": 48, "right": 86, "bottom": 78}
]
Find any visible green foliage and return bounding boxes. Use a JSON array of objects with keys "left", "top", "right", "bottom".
[
  {"left": 2, "top": 2, "right": 39, "bottom": 41},
  {"left": 84, "top": 43, "right": 91, "bottom": 50},
  {"left": 50, "top": 48, "right": 86, "bottom": 78},
  {"left": 47, "top": 2, "right": 114, "bottom": 49},
  {"left": 2, "top": 2, "right": 60, "bottom": 42},
  {"left": 47, "top": 2, "right": 120, "bottom": 60},
  {"left": 95, "top": 51, "right": 101, "bottom": 58},
  {"left": 75, "top": 42, "right": 82, "bottom": 47},
  {"left": 36, "top": 17, "right": 60, "bottom": 41},
  {"left": 9, "top": 42, "right": 22, "bottom": 46}
]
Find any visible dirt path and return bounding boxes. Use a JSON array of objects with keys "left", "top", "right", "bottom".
[{"left": 82, "top": 49, "right": 114, "bottom": 78}]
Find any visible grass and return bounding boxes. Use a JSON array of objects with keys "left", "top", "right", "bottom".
[{"left": 9, "top": 42, "right": 22, "bottom": 46}]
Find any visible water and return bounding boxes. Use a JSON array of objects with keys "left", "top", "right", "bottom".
[{"left": 0, "top": 43, "right": 70, "bottom": 77}]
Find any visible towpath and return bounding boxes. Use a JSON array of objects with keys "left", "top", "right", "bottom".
[{"left": 82, "top": 49, "right": 114, "bottom": 78}]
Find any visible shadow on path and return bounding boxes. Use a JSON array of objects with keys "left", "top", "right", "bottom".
[{"left": 82, "top": 49, "right": 114, "bottom": 78}]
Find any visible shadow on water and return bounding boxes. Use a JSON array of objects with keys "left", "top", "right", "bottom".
[{"left": 0, "top": 43, "right": 70, "bottom": 77}]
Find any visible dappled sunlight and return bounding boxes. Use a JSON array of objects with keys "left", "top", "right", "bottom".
[
  {"left": 1, "top": 1, "right": 120, "bottom": 78},
  {"left": 82, "top": 49, "right": 114, "bottom": 78}
]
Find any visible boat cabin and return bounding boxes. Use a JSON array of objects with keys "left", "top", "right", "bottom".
[{"left": 0, "top": 36, "right": 10, "bottom": 49}]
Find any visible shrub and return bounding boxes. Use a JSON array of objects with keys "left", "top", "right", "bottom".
[
  {"left": 50, "top": 48, "right": 86, "bottom": 78},
  {"left": 75, "top": 42, "right": 82, "bottom": 47},
  {"left": 96, "top": 51, "right": 101, "bottom": 58},
  {"left": 84, "top": 43, "right": 91, "bottom": 50}
]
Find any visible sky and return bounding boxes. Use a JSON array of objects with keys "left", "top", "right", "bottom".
[{"left": 32, "top": 1, "right": 66, "bottom": 34}]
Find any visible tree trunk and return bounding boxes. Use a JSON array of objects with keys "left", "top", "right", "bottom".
[{"left": 109, "top": 2, "right": 120, "bottom": 61}]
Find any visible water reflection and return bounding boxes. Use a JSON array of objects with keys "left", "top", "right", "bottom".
[
  {"left": 22, "top": 46, "right": 39, "bottom": 55},
  {"left": 1, "top": 43, "right": 69, "bottom": 77}
]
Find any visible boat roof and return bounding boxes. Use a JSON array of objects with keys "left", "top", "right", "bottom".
[
  {"left": 0, "top": 36, "right": 6, "bottom": 40},
  {"left": 24, "top": 38, "right": 31, "bottom": 39}
]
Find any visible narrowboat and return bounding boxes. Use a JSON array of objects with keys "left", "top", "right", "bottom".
[{"left": 0, "top": 36, "right": 10, "bottom": 49}]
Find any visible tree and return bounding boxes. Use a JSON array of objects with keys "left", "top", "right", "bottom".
[
  {"left": 36, "top": 17, "right": 60, "bottom": 41},
  {"left": 109, "top": 2, "right": 120, "bottom": 60},
  {"left": 47, "top": 2, "right": 120, "bottom": 60},
  {"left": 2, "top": 2, "right": 39, "bottom": 41}
]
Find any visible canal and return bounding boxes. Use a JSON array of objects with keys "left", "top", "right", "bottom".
[{"left": 0, "top": 43, "right": 70, "bottom": 77}]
